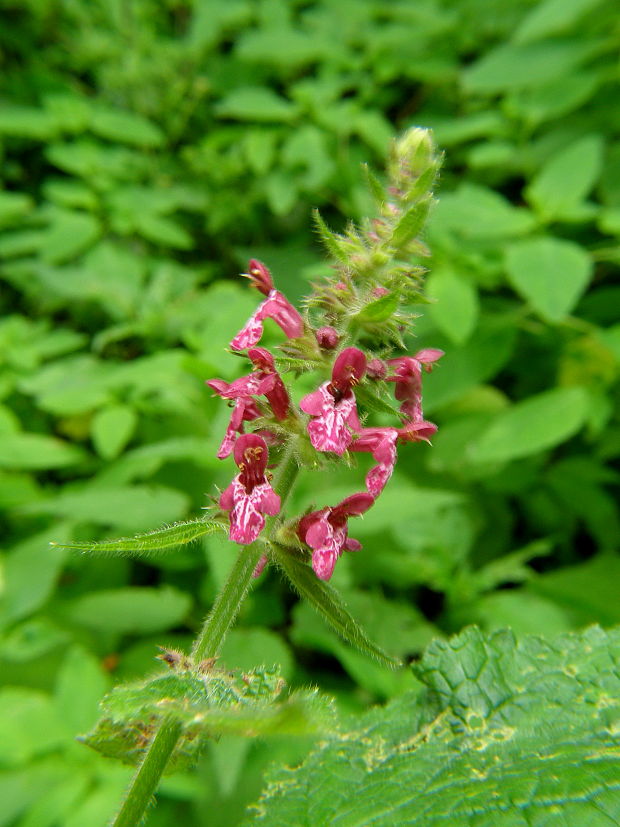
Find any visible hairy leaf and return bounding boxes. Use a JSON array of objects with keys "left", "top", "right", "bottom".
[
  {"left": 249, "top": 626, "right": 620, "bottom": 826},
  {"left": 270, "top": 544, "right": 401, "bottom": 668},
  {"left": 82, "top": 664, "right": 334, "bottom": 770},
  {"left": 52, "top": 517, "right": 226, "bottom": 557}
]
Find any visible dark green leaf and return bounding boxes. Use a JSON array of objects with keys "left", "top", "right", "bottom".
[{"left": 270, "top": 543, "right": 401, "bottom": 668}]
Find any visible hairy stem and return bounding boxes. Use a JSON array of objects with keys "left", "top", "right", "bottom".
[
  {"left": 112, "top": 714, "right": 183, "bottom": 827},
  {"left": 112, "top": 444, "right": 301, "bottom": 826}
]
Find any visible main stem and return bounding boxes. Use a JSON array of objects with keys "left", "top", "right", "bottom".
[{"left": 111, "top": 444, "right": 300, "bottom": 827}]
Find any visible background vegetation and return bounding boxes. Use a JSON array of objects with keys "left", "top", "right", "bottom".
[{"left": 0, "top": 0, "right": 618, "bottom": 824}]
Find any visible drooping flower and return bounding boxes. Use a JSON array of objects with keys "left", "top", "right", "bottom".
[
  {"left": 299, "top": 347, "right": 366, "bottom": 455},
  {"left": 219, "top": 434, "right": 280, "bottom": 544},
  {"left": 297, "top": 492, "right": 374, "bottom": 580},
  {"left": 230, "top": 259, "right": 304, "bottom": 351},
  {"left": 387, "top": 348, "right": 443, "bottom": 423},
  {"left": 350, "top": 427, "right": 399, "bottom": 498},
  {"left": 207, "top": 347, "right": 289, "bottom": 457}
]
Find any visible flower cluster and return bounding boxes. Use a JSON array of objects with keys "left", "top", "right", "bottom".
[{"left": 208, "top": 255, "right": 442, "bottom": 581}]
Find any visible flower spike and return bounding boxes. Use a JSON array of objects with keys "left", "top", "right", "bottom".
[{"left": 219, "top": 434, "right": 281, "bottom": 544}]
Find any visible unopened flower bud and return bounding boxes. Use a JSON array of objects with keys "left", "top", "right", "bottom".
[
  {"left": 316, "top": 326, "right": 339, "bottom": 350},
  {"left": 372, "top": 287, "right": 390, "bottom": 298},
  {"left": 367, "top": 358, "right": 387, "bottom": 380}
]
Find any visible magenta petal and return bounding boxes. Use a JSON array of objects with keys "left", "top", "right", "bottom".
[
  {"left": 344, "top": 538, "right": 362, "bottom": 552},
  {"left": 312, "top": 548, "right": 338, "bottom": 580},
  {"left": 257, "top": 484, "right": 281, "bottom": 516},
  {"left": 230, "top": 306, "right": 265, "bottom": 351},
  {"left": 259, "top": 291, "right": 304, "bottom": 339},
  {"left": 219, "top": 483, "right": 235, "bottom": 511},
  {"left": 299, "top": 388, "right": 326, "bottom": 415}
]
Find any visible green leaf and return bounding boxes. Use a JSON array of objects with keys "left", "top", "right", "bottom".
[
  {"left": 21, "top": 485, "right": 190, "bottom": 531},
  {"left": 529, "top": 553, "right": 620, "bottom": 626},
  {"left": 269, "top": 543, "right": 401, "bottom": 668},
  {"left": 431, "top": 184, "right": 536, "bottom": 240},
  {"left": 525, "top": 135, "right": 604, "bottom": 219},
  {"left": 505, "top": 236, "right": 592, "bottom": 322},
  {"left": 390, "top": 197, "right": 431, "bottom": 247},
  {"left": 463, "top": 39, "right": 596, "bottom": 94},
  {"left": 40, "top": 210, "right": 101, "bottom": 264},
  {"left": 54, "top": 518, "right": 226, "bottom": 557},
  {"left": 468, "top": 386, "right": 589, "bottom": 463},
  {"left": 426, "top": 266, "right": 479, "bottom": 344},
  {"left": 312, "top": 209, "right": 349, "bottom": 263},
  {"left": 54, "top": 646, "right": 110, "bottom": 733},
  {"left": 0, "top": 433, "right": 85, "bottom": 470},
  {"left": 67, "top": 586, "right": 192, "bottom": 634},
  {"left": 0, "top": 689, "right": 66, "bottom": 766},
  {"left": 355, "top": 290, "right": 400, "bottom": 323},
  {"left": 82, "top": 664, "right": 334, "bottom": 769},
  {"left": 134, "top": 213, "right": 194, "bottom": 249},
  {"left": 89, "top": 108, "right": 165, "bottom": 147},
  {"left": 513, "top": 0, "right": 605, "bottom": 44},
  {"left": 215, "top": 88, "right": 299, "bottom": 122},
  {"left": 1, "top": 526, "right": 69, "bottom": 625},
  {"left": 250, "top": 626, "right": 620, "bottom": 826},
  {"left": 0, "top": 107, "right": 57, "bottom": 139},
  {"left": 0, "top": 192, "right": 33, "bottom": 227},
  {"left": 91, "top": 404, "right": 137, "bottom": 460}
]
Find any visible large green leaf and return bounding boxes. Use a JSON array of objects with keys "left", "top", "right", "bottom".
[
  {"left": 506, "top": 237, "right": 592, "bottom": 323},
  {"left": 66, "top": 586, "right": 192, "bottom": 634},
  {"left": 469, "top": 386, "right": 589, "bottom": 463},
  {"left": 269, "top": 543, "right": 401, "bottom": 668},
  {"left": 249, "top": 626, "right": 620, "bottom": 826},
  {"left": 525, "top": 135, "right": 604, "bottom": 219}
]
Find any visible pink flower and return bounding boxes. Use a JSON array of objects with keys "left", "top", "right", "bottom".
[
  {"left": 230, "top": 259, "right": 304, "bottom": 351},
  {"left": 350, "top": 427, "right": 399, "bottom": 498},
  {"left": 207, "top": 347, "right": 289, "bottom": 457},
  {"left": 387, "top": 349, "right": 443, "bottom": 423},
  {"left": 350, "top": 421, "right": 438, "bottom": 499},
  {"left": 299, "top": 347, "right": 366, "bottom": 455},
  {"left": 297, "top": 493, "right": 374, "bottom": 580},
  {"left": 219, "top": 434, "right": 281, "bottom": 544}
]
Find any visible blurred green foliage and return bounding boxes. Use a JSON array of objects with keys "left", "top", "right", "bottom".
[{"left": 0, "top": 0, "right": 619, "bottom": 823}]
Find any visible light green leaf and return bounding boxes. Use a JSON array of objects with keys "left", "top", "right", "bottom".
[
  {"left": 1, "top": 525, "right": 70, "bottom": 624},
  {"left": 0, "top": 192, "right": 33, "bottom": 227},
  {"left": 312, "top": 209, "right": 350, "bottom": 263},
  {"left": 54, "top": 646, "right": 110, "bottom": 733},
  {"left": 134, "top": 213, "right": 193, "bottom": 249},
  {"left": 40, "top": 210, "right": 101, "bottom": 264},
  {"left": 356, "top": 290, "right": 400, "bottom": 323},
  {"left": 0, "top": 433, "right": 85, "bottom": 470},
  {"left": 468, "top": 386, "right": 589, "bottom": 463},
  {"left": 529, "top": 553, "right": 620, "bottom": 626},
  {"left": 0, "top": 107, "right": 57, "bottom": 139},
  {"left": 250, "top": 626, "right": 620, "bottom": 826},
  {"left": 390, "top": 197, "right": 431, "bottom": 247},
  {"left": 67, "top": 586, "right": 192, "bottom": 633},
  {"left": 269, "top": 543, "right": 401, "bottom": 668},
  {"left": 463, "top": 39, "right": 596, "bottom": 94},
  {"left": 513, "top": 0, "right": 604, "bottom": 44},
  {"left": 427, "top": 266, "right": 479, "bottom": 344},
  {"left": 54, "top": 517, "right": 225, "bottom": 557},
  {"left": 89, "top": 108, "right": 165, "bottom": 147},
  {"left": 0, "top": 689, "right": 66, "bottom": 767},
  {"left": 21, "top": 485, "right": 190, "bottom": 531},
  {"left": 215, "top": 88, "right": 299, "bottom": 122},
  {"left": 91, "top": 405, "right": 137, "bottom": 460},
  {"left": 525, "top": 135, "right": 604, "bottom": 219},
  {"left": 505, "top": 236, "right": 592, "bottom": 322},
  {"left": 430, "top": 184, "right": 536, "bottom": 240}
]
